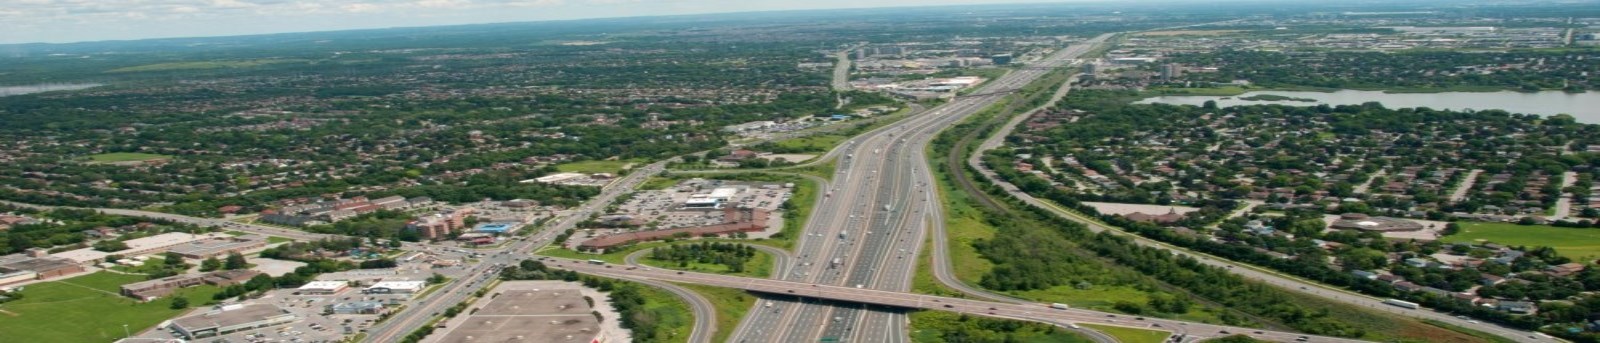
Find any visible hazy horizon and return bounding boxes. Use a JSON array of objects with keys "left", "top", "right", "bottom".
[{"left": 0, "top": 0, "right": 1113, "bottom": 45}]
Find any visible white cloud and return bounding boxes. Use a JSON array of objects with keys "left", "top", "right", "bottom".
[
  {"left": 0, "top": 0, "right": 1088, "bottom": 44},
  {"left": 211, "top": 0, "right": 261, "bottom": 9},
  {"left": 340, "top": 2, "right": 383, "bottom": 13},
  {"left": 412, "top": 0, "right": 473, "bottom": 8}
]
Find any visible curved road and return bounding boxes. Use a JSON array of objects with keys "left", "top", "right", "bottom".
[{"left": 630, "top": 278, "right": 717, "bottom": 343}]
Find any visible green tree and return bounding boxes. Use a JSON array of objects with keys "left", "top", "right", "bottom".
[
  {"left": 92, "top": 240, "right": 129, "bottom": 252},
  {"left": 224, "top": 252, "right": 248, "bottom": 270},
  {"left": 170, "top": 297, "right": 189, "bottom": 309},
  {"left": 164, "top": 252, "right": 187, "bottom": 268},
  {"left": 200, "top": 257, "right": 222, "bottom": 272}
]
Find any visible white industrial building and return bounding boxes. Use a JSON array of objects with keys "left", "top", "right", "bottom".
[
  {"left": 296, "top": 281, "right": 349, "bottom": 294},
  {"left": 365, "top": 280, "right": 426, "bottom": 294}
]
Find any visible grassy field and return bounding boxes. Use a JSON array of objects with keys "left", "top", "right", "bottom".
[
  {"left": 639, "top": 248, "right": 773, "bottom": 278},
  {"left": 0, "top": 272, "right": 223, "bottom": 343},
  {"left": 640, "top": 176, "right": 680, "bottom": 190},
  {"left": 632, "top": 282, "right": 695, "bottom": 343},
  {"left": 1079, "top": 324, "right": 1171, "bottom": 343},
  {"left": 555, "top": 159, "right": 644, "bottom": 174},
  {"left": 675, "top": 284, "right": 756, "bottom": 343},
  {"left": 920, "top": 149, "right": 998, "bottom": 287},
  {"left": 1423, "top": 320, "right": 1519, "bottom": 343},
  {"left": 107, "top": 59, "right": 304, "bottom": 73},
  {"left": 1441, "top": 221, "right": 1600, "bottom": 260},
  {"left": 772, "top": 134, "right": 849, "bottom": 153},
  {"left": 909, "top": 310, "right": 1095, "bottom": 343},
  {"left": 911, "top": 231, "right": 966, "bottom": 297},
  {"left": 86, "top": 152, "right": 171, "bottom": 163}
]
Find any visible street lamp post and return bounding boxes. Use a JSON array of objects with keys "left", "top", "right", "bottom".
[{"left": 123, "top": 324, "right": 131, "bottom": 339}]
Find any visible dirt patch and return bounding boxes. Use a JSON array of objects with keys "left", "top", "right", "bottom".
[
  {"left": 761, "top": 154, "right": 817, "bottom": 163},
  {"left": 1083, "top": 202, "right": 1201, "bottom": 216}
]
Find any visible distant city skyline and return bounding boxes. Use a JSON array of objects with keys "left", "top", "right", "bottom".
[{"left": 0, "top": 0, "right": 1095, "bottom": 44}]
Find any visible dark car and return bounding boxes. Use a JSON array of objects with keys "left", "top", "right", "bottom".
[{"left": 943, "top": 304, "right": 954, "bottom": 308}]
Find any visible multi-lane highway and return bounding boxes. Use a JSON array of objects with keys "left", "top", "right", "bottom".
[
  {"left": 547, "top": 256, "right": 1369, "bottom": 343},
  {"left": 725, "top": 34, "right": 1113, "bottom": 343}
]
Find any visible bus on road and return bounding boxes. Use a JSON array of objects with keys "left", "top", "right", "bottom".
[{"left": 587, "top": 259, "right": 605, "bottom": 265}]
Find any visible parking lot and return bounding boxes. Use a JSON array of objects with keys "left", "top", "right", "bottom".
[{"left": 612, "top": 179, "right": 793, "bottom": 230}]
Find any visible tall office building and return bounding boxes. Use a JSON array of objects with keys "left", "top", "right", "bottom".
[
  {"left": 990, "top": 53, "right": 1013, "bottom": 65},
  {"left": 1160, "top": 63, "right": 1181, "bottom": 82}
]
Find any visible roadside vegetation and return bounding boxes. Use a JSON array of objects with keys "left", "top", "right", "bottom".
[
  {"left": 676, "top": 284, "right": 757, "bottom": 343},
  {"left": 909, "top": 311, "right": 1095, "bottom": 343},
  {"left": 638, "top": 242, "right": 772, "bottom": 278}
]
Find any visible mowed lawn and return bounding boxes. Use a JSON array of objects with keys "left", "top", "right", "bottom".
[
  {"left": 554, "top": 159, "right": 642, "bottom": 174},
  {"left": 87, "top": 152, "right": 171, "bottom": 163},
  {"left": 1079, "top": 324, "right": 1171, "bottom": 343},
  {"left": 639, "top": 248, "right": 774, "bottom": 278},
  {"left": 773, "top": 134, "right": 847, "bottom": 153},
  {"left": 1441, "top": 221, "right": 1600, "bottom": 260},
  {"left": 0, "top": 272, "right": 223, "bottom": 342}
]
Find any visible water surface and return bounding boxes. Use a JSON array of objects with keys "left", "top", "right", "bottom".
[{"left": 1136, "top": 90, "right": 1600, "bottom": 123}]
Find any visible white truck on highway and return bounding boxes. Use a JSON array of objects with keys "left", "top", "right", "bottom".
[
  {"left": 831, "top": 258, "right": 843, "bottom": 268},
  {"left": 839, "top": 230, "right": 848, "bottom": 239},
  {"left": 1050, "top": 303, "right": 1071, "bottom": 310},
  {"left": 1383, "top": 299, "right": 1420, "bottom": 309}
]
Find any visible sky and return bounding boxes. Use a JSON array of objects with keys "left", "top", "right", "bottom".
[{"left": 0, "top": 0, "right": 1087, "bottom": 44}]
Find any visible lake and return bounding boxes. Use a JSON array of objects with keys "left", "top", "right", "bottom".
[
  {"left": 1136, "top": 89, "right": 1600, "bottom": 123},
  {"left": 0, "top": 83, "right": 103, "bottom": 97}
]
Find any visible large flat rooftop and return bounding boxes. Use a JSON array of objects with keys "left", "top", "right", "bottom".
[
  {"left": 432, "top": 286, "right": 602, "bottom": 343},
  {"left": 171, "top": 304, "right": 294, "bottom": 330},
  {"left": 168, "top": 235, "right": 267, "bottom": 257}
]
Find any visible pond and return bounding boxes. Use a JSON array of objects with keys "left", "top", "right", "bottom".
[
  {"left": 0, "top": 83, "right": 103, "bottom": 97},
  {"left": 1135, "top": 89, "right": 1600, "bottom": 123}
]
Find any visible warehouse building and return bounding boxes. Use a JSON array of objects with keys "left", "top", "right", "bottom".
[
  {"left": 169, "top": 304, "right": 297, "bottom": 340},
  {"left": 0, "top": 251, "right": 85, "bottom": 284},
  {"left": 365, "top": 280, "right": 426, "bottom": 294},
  {"left": 54, "top": 232, "right": 232, "bottom": 264},
  {"left": 296, "top": 281, "right": 349, "bottom": 295},
  {"left": 168, "top": 234, "right": 270, "bottom": 259}
]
